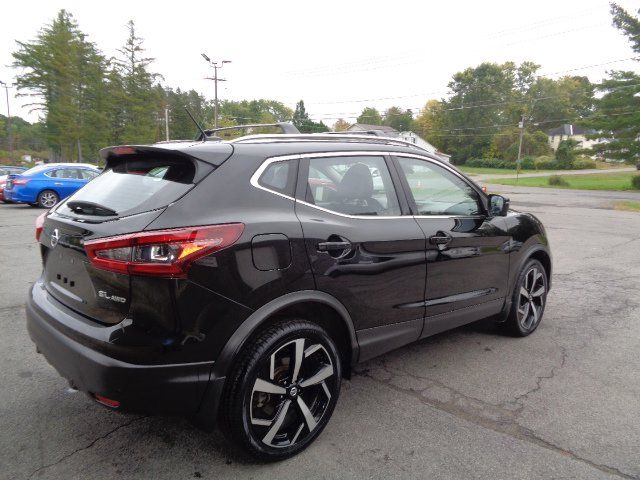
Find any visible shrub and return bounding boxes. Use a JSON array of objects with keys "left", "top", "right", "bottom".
[
  {"left": 572, "top": 157, "right": 597, "bottom": 169},
  {"left": 465, "top": 158, "right": 514, "bottom": 169},
  {"left": 520, "top": 156, "right": 536, "bottom": 170},
  {"left": 548, "top": 175, "right": 569, "bottom": 187},
  {"left": 631, "top": 174, "right": 640, "bottom": 190},
  {"left": 534, "top": 156, "right": 561, "bottom": 170},
  {"left": 555, "top": 139, "right": 578, "bottom": 169}
]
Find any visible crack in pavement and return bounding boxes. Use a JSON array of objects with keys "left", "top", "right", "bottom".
[
  {"left": 353, "top": 363, "right": 638, "bottom": 479},
  {"left": 26, "top": 416, "right": 147, "bottom": 479}
]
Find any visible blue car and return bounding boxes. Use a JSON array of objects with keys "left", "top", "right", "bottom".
[{"left": 4, "top": 163, "right": 101, "bottom": 208}]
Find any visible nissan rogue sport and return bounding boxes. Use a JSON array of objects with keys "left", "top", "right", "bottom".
[{"left": 26, "top": 127, "right": 551, "bottom": 460}]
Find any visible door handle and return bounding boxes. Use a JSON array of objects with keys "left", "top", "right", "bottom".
[
  {"left": 317, "top": 241, "right": 351, "bottom": 252},
  {"left": 429, "top": 232, "right": 452, "bottom": 249},
  {"left": 317, "top": 236, "right": 352, "bottom": 259},
  {"left": 54, "top": 182, "right": 63, "bottom": 186}
]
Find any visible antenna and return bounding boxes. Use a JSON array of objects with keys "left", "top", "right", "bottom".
[{"left": 185, "top": 107, "right": 207, "bottom": 141}]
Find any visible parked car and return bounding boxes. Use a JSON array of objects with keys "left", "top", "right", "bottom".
[
  {"left": 0, "top": 166, "right": 27, "bottom": 203},
  {"left": 3, "top": 163, "right": 100, "bottom": 208},
  {"left": 26, "top": 131, "right": 551, "bottom": 460}
]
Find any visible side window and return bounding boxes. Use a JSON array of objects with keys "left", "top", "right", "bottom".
[
  {"left": 305, "top": 156, "right": 400, "bottom": 216},
  {"left": 45, "top": 169, "right": 59, "bottom": 178},
  {"left": 258, "top": 159, "right": 296, "bottom": 196},
  {"left": 80, "top": 169, "right": 99, "bottom": 180},
  {"left": 397, "top": 157, "right": 482, "bottom": 216}
]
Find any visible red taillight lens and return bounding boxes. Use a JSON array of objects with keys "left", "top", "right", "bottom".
[
  {"left": 35, "top": 212, "right": 47, "bottom": 241},
  {"left": 84, "top": 223, "right": 244, "bottom": 278},
  {"left": 13, "top": 178, "right": 29, "bottom": 186}
]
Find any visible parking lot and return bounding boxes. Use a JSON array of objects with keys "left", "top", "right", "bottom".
[{"left": 1, "top": 184, "right": 639, "bottom": 480}]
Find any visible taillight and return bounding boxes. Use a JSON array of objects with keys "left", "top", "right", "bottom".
[
  {"left": 84, "top": 223, "right": 244, "bottom": 278},
  {"left": 13, "top": 178, "right": 29, "bottom": 186},
  {"left": 35, "top": 212, "right": 46, "bottom": 241}
]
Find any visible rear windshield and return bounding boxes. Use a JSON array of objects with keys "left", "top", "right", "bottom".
[{"left": 57, "top": 156, "right": 205, "bottom": 218}]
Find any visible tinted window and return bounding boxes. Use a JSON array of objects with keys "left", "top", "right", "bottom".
[
  {"left": 305, "top": 156, "right": 400, "bottom": 216},
  {"left": 258, "top": 160, "right": 296, "bottom": 196},
  {"left": 58, "top": 156, "right": 198, "bottom": 218},
  {"left": 397, "top": 157, "right": 481, "bottom": 216}
]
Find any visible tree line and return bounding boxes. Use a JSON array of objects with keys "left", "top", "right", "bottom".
[{"left": 3, "top": 4, "right": 639, "bottom": 164}]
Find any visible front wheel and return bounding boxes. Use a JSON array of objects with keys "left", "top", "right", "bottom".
[
  {"left": 37, "top": 190, "right": 59, "bottom": 208},
  {"left": 503, "top": 259, "right": 548, "bottom": 336},
  {"left": 219, "top": 319, "right": 341, "bottom": 461}
]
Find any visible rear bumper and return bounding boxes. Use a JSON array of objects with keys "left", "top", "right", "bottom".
[
  {"left": 4, "top": 188, "right": 33, "bottom": 203},
  {"left": 26, "top": 281, "right": 217, "bottom": 415}
]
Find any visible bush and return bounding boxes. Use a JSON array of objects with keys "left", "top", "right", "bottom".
[
  {"left": 534, "top": 156, "right": 561, "bottom": 170},
  {"left": 555, "top": 139, "right": 578, "bottom": 169},
  {"left": 520, "top": 156, "right": 536, "bottom": 170},
  {"left": 631, "top": 175, "right": 640, "bottom": 190},
  {"left": 465, "top": 158, "right": 514, "bottom": 169},
  {"left": 572, "top": 157, "right": 597, "bottom": 169},
  {"left": 548, "top": 175, "right": 569, "bottom": 186}
]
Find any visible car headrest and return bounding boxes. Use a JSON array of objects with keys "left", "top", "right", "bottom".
[{"left": 337, "top": 163, "right": 373, "bottom": 199}]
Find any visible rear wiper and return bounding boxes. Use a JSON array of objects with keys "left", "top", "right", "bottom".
[{"left": 67, "top": 201, "right": 118, "bottom": 217}]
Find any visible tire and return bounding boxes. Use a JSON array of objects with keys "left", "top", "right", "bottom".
[
  {"left": 219, "top": 319, "right": 342, "bottom": 461},
  {"left": 502, "top": 259, "right": 548, "bottom": 336},
  {"left": 37, "top": 190, "right": 59, "bottom": 208}
]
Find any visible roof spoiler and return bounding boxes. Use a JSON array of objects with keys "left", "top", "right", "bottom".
[{"left": 196, "top": 122, "right": 300, "bottom": 141}]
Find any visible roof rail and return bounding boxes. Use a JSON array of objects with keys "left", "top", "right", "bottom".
[
  {"left": 197, "top": 122, "right": 300, "bottom": 140},
  {"left": 231, "top": 133, "right": 431, "bottom": 153}
]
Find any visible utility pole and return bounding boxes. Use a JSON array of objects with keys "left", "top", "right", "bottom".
[
  {"left": 0, "top": 81, "right": 14, "bottom": 153},
  {"left": 165, "top": 107, "right": 170, "bottom": 141},
  {"left": 201, "top": 53, "right": 231, "bottom": 129},
  {"left": 516, "top": 113, "right": 526, "bottom": 181}
]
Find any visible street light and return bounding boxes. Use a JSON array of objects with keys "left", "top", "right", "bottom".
[
  {"left": 201, "top": 53, "right": 232, "bottom": 129},
  {"left": 0, "top": 80, "right": 15, "bottom": 153}
]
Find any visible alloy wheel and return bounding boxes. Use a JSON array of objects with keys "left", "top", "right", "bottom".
[
  {"left": 248, "top": 337, "right": 335, "bottom": 449},
  {"left": 517, "top": 266, "right": 546, "bottom": 330},
  {"left": 39, "top": 191, "right": 58, "bottom": 208}
]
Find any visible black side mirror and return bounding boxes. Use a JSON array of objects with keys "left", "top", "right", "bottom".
[{"left": 489, "top": 194, "right": 510, "bottom": 217}]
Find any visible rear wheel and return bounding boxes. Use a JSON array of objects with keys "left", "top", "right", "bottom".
[
  {"left": 219, "top": 319, "right": 341, "bottom": 461},
  {"left": 37, "top": 190, "right": 59, "bottom": 209},
  {"left": 503, "top": 259, "right": 548, "bottom": 336}
]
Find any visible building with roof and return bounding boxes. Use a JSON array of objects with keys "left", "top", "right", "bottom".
[
  {"left": 346, "top": 124, "right": 451, "bottom": 163},
  {"left": 547, "top": 124, "right": 599, "bottom": 151}
]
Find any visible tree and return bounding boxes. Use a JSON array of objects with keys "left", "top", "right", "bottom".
[
  {"left": 356, "top": 107, "right": 382, "bottom": 125},
  {"left": 489, "top": 128, "right": 552, "bottom": 161},
  {"left": 111, "top": 20, "right": 162, "bottom": 144},
  {"left": 611, "top": 2, "right": 640, "bottom": 53},
  {"left": 332, "top": 118, "right": 350, "bottom": 132},
  {"left": 292, "top": 100, "right": 328, "bottom": 133},
  {"left": 585, "top": 4, "right": 640, "bottom": 162},
  {"left": 382, "top": 106, "right": 413, "bottom": 132},
  {"left": 414, "top": 100, "right": 447, "bottom": 151},
  {"left": 555, "top": 139, "right": 578, "bottom": 168},
  {"left": 13, "top": 10, "right": 108, "bottom": 160}
]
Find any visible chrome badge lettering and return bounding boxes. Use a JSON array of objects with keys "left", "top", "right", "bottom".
[{"left": 98, "top": 290, "right": 127, "bottom": 304}]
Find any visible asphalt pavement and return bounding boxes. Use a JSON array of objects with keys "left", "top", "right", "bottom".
[{"left": 1, "top": 185, "right": 639, "bottom": 479}]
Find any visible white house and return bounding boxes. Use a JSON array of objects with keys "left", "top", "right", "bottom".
[
  {"left": 345, "top": 124, "right": 451, "bottom": 163},
  {"left": 547, "top": 124, "right": 599, "bottom": 151}
]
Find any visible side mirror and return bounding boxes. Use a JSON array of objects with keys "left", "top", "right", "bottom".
[{"left": 488, "top": 194, "right": 510, "bottom": 217}]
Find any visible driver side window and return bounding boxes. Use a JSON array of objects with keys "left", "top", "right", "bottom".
[{"left": 397, "top": 157, "right": 481, "bottom": 216}]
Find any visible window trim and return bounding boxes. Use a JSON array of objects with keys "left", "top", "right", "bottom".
[{"left": 250, "top": 151, "right": 487, "bottom": 220}]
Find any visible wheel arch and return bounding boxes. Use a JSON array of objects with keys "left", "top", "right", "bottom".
[
  {"left": 211, "top": 290, "right": 359, "bottom": 381},
  {"left": 37, "top": 188, "right": 60, "bottom": 205}
]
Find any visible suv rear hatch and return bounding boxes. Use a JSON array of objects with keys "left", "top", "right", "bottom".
[{"left": 39, "top": 144, "right": 231, "bottom": 324}]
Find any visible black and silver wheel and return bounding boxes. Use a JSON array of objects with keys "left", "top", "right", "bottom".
[
  {"left": 219, "top": 319, "right": 341, "bottom": 460},
  {"left": 503, "top": 259, "right": 548, "bottom": 336},
  {"left": 37, "top": 190, "right": 59, "bottom": 208}
]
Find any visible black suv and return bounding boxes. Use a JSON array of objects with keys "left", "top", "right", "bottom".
[{"left": 26, "top": 128, "right": 551, "bottom": 460}]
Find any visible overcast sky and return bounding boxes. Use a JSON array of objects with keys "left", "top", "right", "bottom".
[{"left": 2, "top": 0, "right": 639, "bottom": 127}]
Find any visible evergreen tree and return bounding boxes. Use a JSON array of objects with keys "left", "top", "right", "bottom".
[{"left": 356, "top": 107, "right": 382, "bottom": 125}]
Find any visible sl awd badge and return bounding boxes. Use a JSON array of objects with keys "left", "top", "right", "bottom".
[{"left": 98, "top": 290, "right": 127, "bottom": 304}]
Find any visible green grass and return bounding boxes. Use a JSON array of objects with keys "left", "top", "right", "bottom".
[
  {"left": 486, "top": 172, "right": 640, "bottom": 191},
  {"left": 614, "top": 200, "right": 640, "bottom": 212},
  {"left": 458, "top": 166, "right": 519, "bottom": 175}
]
